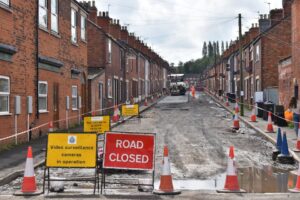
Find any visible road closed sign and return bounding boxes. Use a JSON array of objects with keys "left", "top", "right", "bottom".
[
  {"left": 103, "top": 132, "right": 155, "bottom": 170},
  {"left": 84, "top": 116, "right": 110, "bottom": 134},
  {"left": 121, "top": 104, "right": 139, "bottom": 116},
  {"left": 46, "top": 133, "right": 97, "bottom": 168}
]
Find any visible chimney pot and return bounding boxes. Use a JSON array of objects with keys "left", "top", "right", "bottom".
[
  {"left": 260, "top": 14, "right": 263, "bottom": 19},
  {"left": 117, "top": 20, "right": 120, "bottom": 25},
  {"left": 106, "top": 12, "right": 109, "bottom": 17},
  {"left": 88, "top": 1, "right": 91, "bottom": 6},
  {"left": 92, "top": 1, "right": 95, "bottom": 7}
]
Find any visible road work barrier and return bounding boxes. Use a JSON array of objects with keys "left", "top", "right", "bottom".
[
  {"left": 293, "top": 123, "right": 300, "bottom": 152},
  {"left": 277, "top": 132, "right": 295, "bottom": 164},
  {"left": 153, "top": 146, "right": 181, "bottom": 195},
  {"left": 217, "top": 146, "right": 246, "bottom": 193},
  {"left": 272, "top": 128, "right": 282, "bottom": 161},
  {"left": 43, "top": 133, "right": 99, "bottom": 194},
  {"left": 289, "top": 163, "right": 300, "bottom": 193},
  {"left": 102, "top": 131, "right": 156, "bottom": 194},
  {"left": 84, "top": 116, "right": 111, "bottom": 134},
  {"left": 266, "top": 112, "right": 275, "bottom": 133},
  {"left": 233, "top": 109, "right": 240, "bottom": 130},
  {"left": 14, "top": 146, "right": 43, "bottom": 196}
]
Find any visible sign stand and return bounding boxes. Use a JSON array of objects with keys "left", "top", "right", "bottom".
[
  {"left": 100, "top": 131, "right": 156, "bottom": 194},
  {"left": 43, "top": 132, "right": 99, "bottom": 194}
]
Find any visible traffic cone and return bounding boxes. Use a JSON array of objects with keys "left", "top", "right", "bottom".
[
  {"left": 217, "top": 146, "right": 245, "bottom": 193},
  {"left": 91, "top": 111, "right": 96, "bottom": 116},
  {"left": 289, "top": 163, "right": 300, "bottom": 193},
  {"left": 272, "top": 128, "right": 282, "bottom": 161},
  {"left": 293, "top": 123, "right": 300, "bottom": 152},
  {"left": 144, "top": 98, "right": 148, "bottom": 106},
  {"left": 225, "top": 97, "right": 229, "bottom": 107},
  {"left": 153, "top": 146, "right": 181, "bottom": 195},
  {"left": 14, "top": 146, "right": 42, "bottom": 196},
  {"left": 266, "top": 112, "right": 275, "bottom": 133},
  {"left": 250, "top": 107, "right": 257, "bottom": 122},
  {"left": 48, "top": 121, "right": 53, "bottom": 132},
  {"left": 277, "top": 132, "right": 294, "bottom": 164},
  {"left": 233, "top": 110, "right": 239, "bottom": 130},
  {"left": 112, "top": 105, "right": 120, "bottom": 123},
  {"left": 235, "top": 102, "right": 239, "bottom": 113}
]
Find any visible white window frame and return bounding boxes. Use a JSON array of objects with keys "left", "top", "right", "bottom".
[
  {"left": 255, "top": 44, "right": 260, "bottom": 62},
  {"left": 108, "top": 39, "right": 112, "bottom": 63},
  {"left": 71, "top": 8, "right": 77, "bottom": 43},
  {"left": 38, "top": 81, "right": 48, "bottom": 113},
  {"left": 80, "top": 15, "right": 86, "bottom": 41},
  {"left": 72, "top": 85, "right": 78, "bottom": 110},
  {"left": 0, "top": 76, "right": 10, "bottom": 114},
  {"left": 0, "top": 0, "right": 9, "bottom": 6},
  {"left": 39, "top": 0, "right": 48, "bottom": 28},
  {"left": 51, "top": 0, "right": 58, "bottom": 33},
  {"left": 107, "top": 78, "right": 112, "bottom": 98}
]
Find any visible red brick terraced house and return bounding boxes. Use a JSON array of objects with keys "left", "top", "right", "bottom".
[{"left": 0, "top": 0, "right": 89, "bottom": 144}]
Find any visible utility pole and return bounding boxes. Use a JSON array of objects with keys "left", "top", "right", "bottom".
[{"left": 238, "top": 13, "right": 244, "bottom": 116}]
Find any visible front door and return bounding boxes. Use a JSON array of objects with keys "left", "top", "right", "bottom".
[{"left": 53, "top": 82, "right": 59, "bottom": 128}]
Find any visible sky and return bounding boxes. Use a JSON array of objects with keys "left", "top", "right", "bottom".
[{"left": 88, "top": 0, "right": 283, "bottom": 64}]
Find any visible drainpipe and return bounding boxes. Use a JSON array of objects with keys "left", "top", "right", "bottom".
[{"left": 36, "top": 0, "right": 39, "bottom": 119}]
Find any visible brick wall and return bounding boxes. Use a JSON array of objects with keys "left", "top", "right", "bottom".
[{"left": 0, "top": 1, "right": 37, "bottom": 143}]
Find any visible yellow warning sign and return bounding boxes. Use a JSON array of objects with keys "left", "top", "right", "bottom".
[
  {"left": 122, "top": 104, "right": 139, "bottom": 116},
  {"left": 84, "top": 116, "right": 110, "bottom": 134},
  {"left": 46, "top": 133, "right": 97, "bottom": 168}
]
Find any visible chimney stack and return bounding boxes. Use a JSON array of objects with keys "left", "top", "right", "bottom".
[
  {"left": 270, "top": 9, "right": 283, "bottom": 26},
  {"left": 121, "top": 26, "right": 129, "bottom": 43},
  {"left": 97, "top": 11, "right": 110, "bottom": 33}
]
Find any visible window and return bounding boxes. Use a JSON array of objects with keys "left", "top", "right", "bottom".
[
  {"left": 72, "top": 85, "right": 78, "bottom": 110},
  {"left": 38, "top": 81, "right": 48, "bottom": 112},
  {"left": 0, "top": 76, "right": 9, "bottom": 114},
  {"left": 108, "top": 39, "right": 112, "bottom": 63},
  {"left": 255, "top": 45, "right": 260, "bottom": 61},
  {"left": 107, "top": 78, "right": 112, "bottom": 98},
  {"left": 256, "top": 78, "right": 260, "bottom": 92},
  {"left": 51, "top": 0, "right": 58, "bottom": 33},
  {"left": 39, "top": 0, "right": 48, "bottom": 28},
  {"left": 80, "top": 15, "right": 86, "bottom": 41},
  {"left": 0, "top": 0, "right": 9, "bottom": 6},
  {"left": 71, "top": 8, "right": 77, "bottom": 43}
]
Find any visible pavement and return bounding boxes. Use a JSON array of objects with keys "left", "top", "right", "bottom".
[
  {"left": 0, "top": 98, "right": 159, "bottom": 186},
  {"left": 205, "top": 91, "right": 300, "bottom": 162}
]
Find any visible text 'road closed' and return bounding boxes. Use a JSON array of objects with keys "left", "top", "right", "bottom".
[{"left": 103, "top": 132, "right": 155, "bottom": 170}]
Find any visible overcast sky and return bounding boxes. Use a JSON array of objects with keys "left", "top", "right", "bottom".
[{"left": 89, "top": 0, "right": 283, "bottom": 64}]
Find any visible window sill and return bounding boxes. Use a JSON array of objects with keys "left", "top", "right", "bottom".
[
  {"left": 39, "top": 110, "right": 49, "bottom": 114},
  {"left": 0, "top": 3, "right": 12, "bottom": 13},
  {"left": 51, "top": 31, "right": 61, "bottom": 39},
  {"left": 72, "top": 108, "right": 78, "bottom": 111},
  {"left": 0, "top": 113, "right": 12, "bottom": 116},
  {"left": 80, "top": 39, "right": 87, "bottom": 44},
  {"left": 39, "top": 26, "right": 49, "bottom": 33},
  {"left": 71, "top": 41, "right": 79, "bottom": 47}
]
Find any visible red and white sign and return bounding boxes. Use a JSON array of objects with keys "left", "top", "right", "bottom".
[{"left": 103, "top": 132, "right": 155, "bottom": 170}]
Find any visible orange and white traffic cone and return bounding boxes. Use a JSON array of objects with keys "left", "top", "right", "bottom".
[
  {"left": 293, "top": 123, "right": 300, "bottom": 152},
  {"left": 266, "top": 111, "right": 275, "bottom": 133},
  {"left": 217, "top": 146, "right": 245, "bottom": 193},
  {"left": 233, "top": 110, "right": 239, "bottom": 130},
  {"left": 14, "top": 146, "right": 42, "bottom": 196},
  {"left": 225, "top": 97, "right": 229, "bottom": 107},
  {"left": 153, "top": 146, "right": 181, "bottom": 195},
  {"left": 289, "top": 163, "right": 300, "bottom": 192},
  {"left": 144, "top": 98, "right": 148, "bottom": 106},
  {"left": 112, "top": 105, "right": 120, "bottom": 123},
  {"left": 250, "top": 107, "right": 257, "bottom": 122},
  {"left": 48, "top": 121, "right": 53, "bottom": 132},
  {"left": 235, "top": 102, "right": 239, "bottom": 113}
]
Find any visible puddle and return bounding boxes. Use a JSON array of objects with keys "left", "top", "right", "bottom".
[{"left": 155, "top": 166, "right": 298, "bottom": 193}]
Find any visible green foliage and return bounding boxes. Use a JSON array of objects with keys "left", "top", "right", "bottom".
[{"left": 175, "top": 40, "right": 223, "bottom": 74}]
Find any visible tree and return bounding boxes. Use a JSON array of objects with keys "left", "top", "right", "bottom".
[
  {"left": 208, "top": 41, "right": 213, "bottom": 58},
  {"left": 202, "top": 42, "right": 208, "bottom": 58},
  {"left": 221, "top": 41, "right": 225, "bottom": 53}
]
